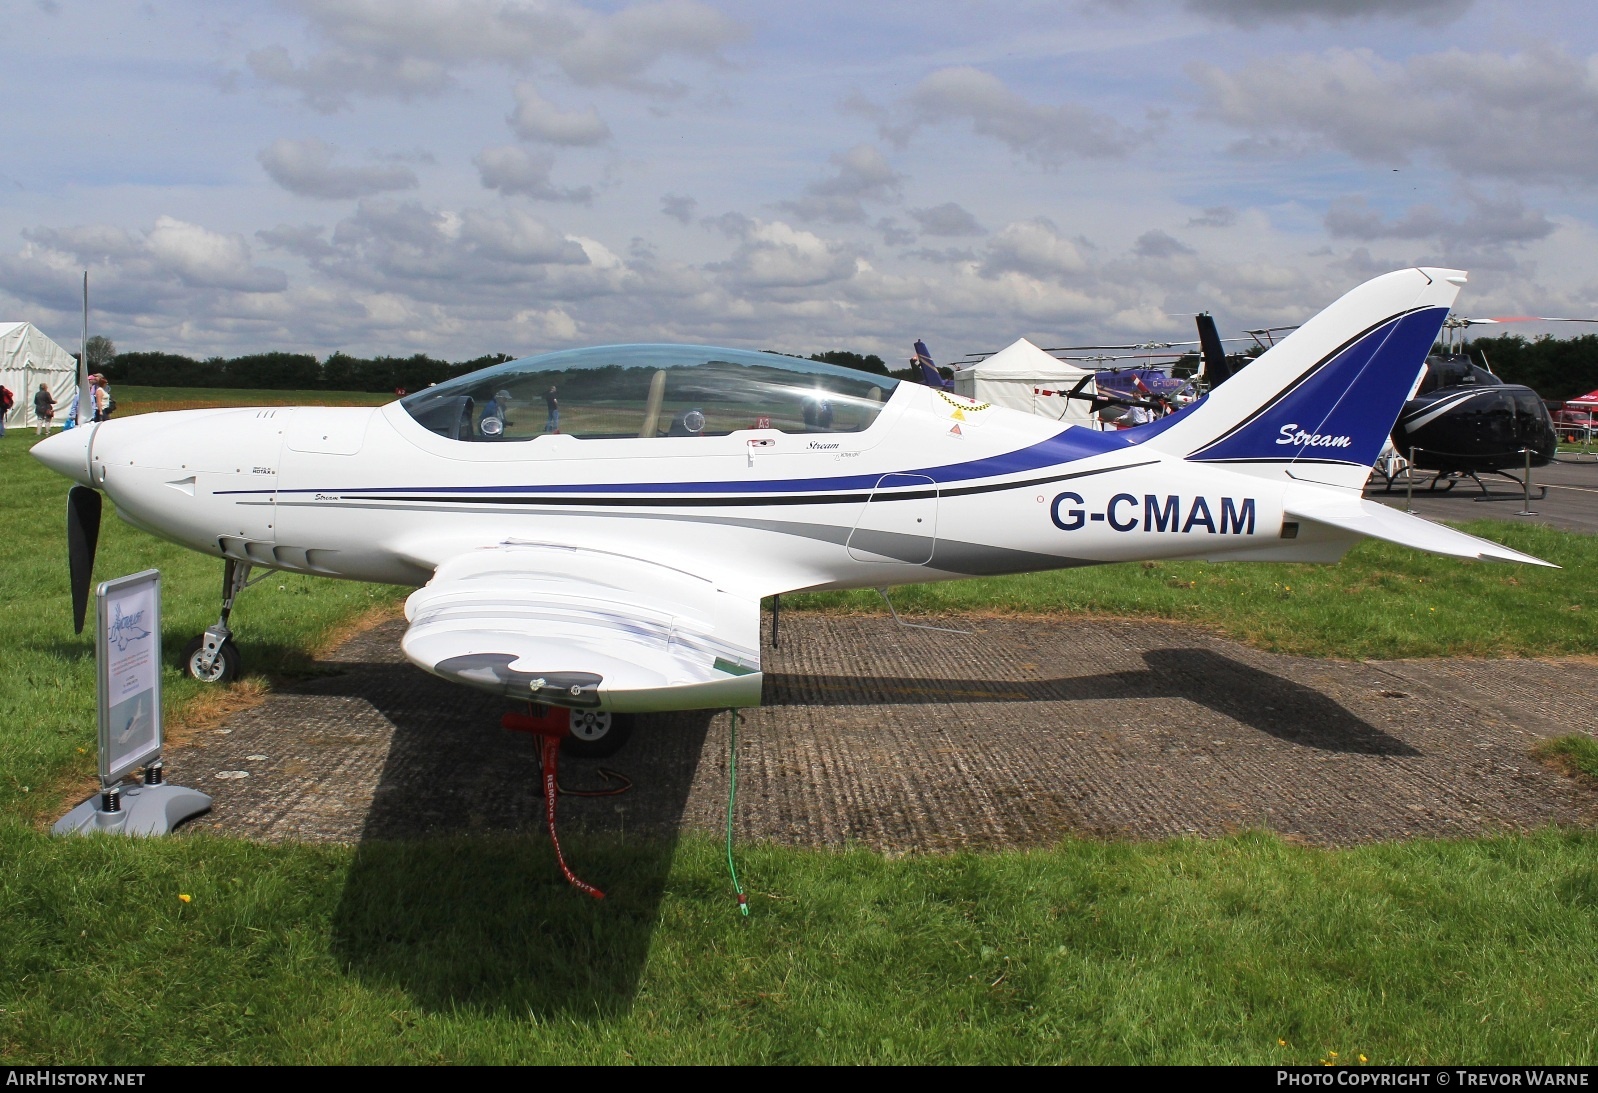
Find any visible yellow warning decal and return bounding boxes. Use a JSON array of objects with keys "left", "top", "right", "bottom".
[{"left": 937, "top": 391, "right": 990, "bottom": 412}]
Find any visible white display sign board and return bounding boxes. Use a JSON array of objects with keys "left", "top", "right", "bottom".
[{"left": 97, "top": 570, "right": 162, "bottom": 785}]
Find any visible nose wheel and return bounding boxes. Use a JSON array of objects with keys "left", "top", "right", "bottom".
[
  {"left": 181, "top": 633, "right": 242, "bottom": 683},
  {"left": 183, "top": 558, "right": 255, "bottom": 684},
  {"left": 562, "top": 709, "right": 634, "bottom": 758}
]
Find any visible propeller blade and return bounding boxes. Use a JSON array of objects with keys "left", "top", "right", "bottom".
[{"left": 67, "top": 485, "right": 102, "bottom": 635}]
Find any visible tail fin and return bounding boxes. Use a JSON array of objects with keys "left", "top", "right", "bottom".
[
  {"left": 913, "top": 339, "right": 954, "bottom": 391},
  {"left": 1194, "top": 312, "right": 1235, "bottom": 386},
  {"left": 1143, "top": 268, "right": 1461, "bottom": 489}
]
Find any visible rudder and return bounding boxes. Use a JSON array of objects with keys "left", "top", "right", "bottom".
[{"left": 1140, "top": 268, "right": 1462, "bottom": 489}]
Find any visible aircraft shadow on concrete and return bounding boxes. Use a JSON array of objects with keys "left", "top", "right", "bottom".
[
  {"left": 764, "top": 646, "right": 1419, "bottom": 757},
  {"left": 304, "top": 639, "right": 1407, "bottom": 1017},
  {"left": 299, "top": 660, "right": 712, "bottom": 1020}
]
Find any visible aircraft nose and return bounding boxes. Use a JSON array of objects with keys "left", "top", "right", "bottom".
[{"left": 31, "top": 424, "right": 94, "bottom": 487}]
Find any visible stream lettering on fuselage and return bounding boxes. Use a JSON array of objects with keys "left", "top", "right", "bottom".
[{"left": 1051, "top": 493, "right": 1257, "bottom": 535}]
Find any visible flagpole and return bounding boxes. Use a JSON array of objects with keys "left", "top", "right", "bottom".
[{"left": 79, "top": 271, "right": 89, "bottom": 425}]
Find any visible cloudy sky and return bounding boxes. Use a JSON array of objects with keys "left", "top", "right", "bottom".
[{"left": 3, "top": 0, "right": 1596, "bottom": 363}]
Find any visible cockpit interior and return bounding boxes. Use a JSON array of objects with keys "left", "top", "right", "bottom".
[{"left": 400, "top": 344, "right": 899, "bottom": 442}]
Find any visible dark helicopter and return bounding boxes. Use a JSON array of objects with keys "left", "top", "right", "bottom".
[
  {"left": 1388, "top": 353, "right": 1556, "bottom": 484},
  {"left": 1229, "top": 313, "right": 1564, "bottom": 494},
  {"left": 955, "top": 308, "right": 1570, "bottom": 492}
]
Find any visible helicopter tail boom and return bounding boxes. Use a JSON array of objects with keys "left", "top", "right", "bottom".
[{"left": 1140, "top": 267, "right": 1462, "bottom": 489}]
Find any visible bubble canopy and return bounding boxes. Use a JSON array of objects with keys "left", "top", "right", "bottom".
[{"left": 399, "top": 343, "right": 901, "bottom": 442}]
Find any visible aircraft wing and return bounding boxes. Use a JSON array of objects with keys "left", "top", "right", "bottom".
[{"left": 401, "top": 542, "right": 763, "bottom": 712}]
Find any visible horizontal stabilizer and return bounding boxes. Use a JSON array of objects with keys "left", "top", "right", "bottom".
[{"left": 1285, "top": 492, "right": 1556, "bottom": 567}]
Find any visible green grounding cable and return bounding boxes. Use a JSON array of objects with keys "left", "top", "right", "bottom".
[{"left": 726, "top": 707, "right": 749, "bottom": 916}]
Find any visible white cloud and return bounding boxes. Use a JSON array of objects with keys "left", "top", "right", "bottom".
[
  {"left": 1133, "top": 229, "right": 1195, "bottom": 258},
  {"left": 256, "top": 223, "right": 338, "bottom": 260},
  {"left": 878, "top": 218, "right": 917, "bottom": 246},
  {"left": 981, "top": 218, "right": 1090, "bottom": 279},
  {"left": 473, "top": 145, "right": 594, "bottom": 202},
  {"left": 1324, "top": 193, "right": 1555, "bottom": 247},
  {"left": 513, "top": 305, "right": 580, "bottom": 341},
  {"left": 460, "top": 207, "right": 591, "bottom": 264},
  {"left": 710, "top": 218, "right": 860, "bottom": 290},
  {"left": 661, "top": 193, "right": 698, "bottom": 223},
  {"left": 1191, "top": 44, "right": 1598, "bottom": 183},
  {"left": 20, "top": 3, "right": 1598, "bottom": 364},
  {"left": 247, "top": 45, "right": 450, "bottom": 114},
  {"left": 781, "top": 145, "right": 902, "bottom": 223},
  {"left": 253, "top": 0, "right": 746, "bottom": 109},
  {"left": 909, "top": 202, "right": 985, "bottom": 237},
  {"left": 506, "top": 83, "right": 610, "bottom": 145},
  {"left": 319, "top": 200, "right": 591, "bottom": 297},
  {"left": 143, "top": 217, "right": 290, "bottom": 293},
  {"left": 1187, "top": 206, "right": 1237, "bottom": 228},
  {"left": 1185, "top": 0, "right": 1471, "bottom": 23},
  {"left": 258, "top": 138, "right": 420, "bottom": 199},
  {"left": 886, "top": 66, "right": 1140, "bottom": 164},
  {"left": 13, "top": 216, "right": 287, "bottom": 299},
  {"left": 0, "top": 216, "right": 289, "bottom": 335},
  {"left": 555, "top": 0, "right": 746, "bottom": 92},
  {"left": 289, "top": 0, "right": 581, "bottom": 66}
]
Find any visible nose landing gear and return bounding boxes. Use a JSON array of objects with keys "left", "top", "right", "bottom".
[
  {"left": 181, "top": 559, "right": 254, "bottom": 683},
  {"left": 563, "top": 707, "right": 633, "bottom": 758}
]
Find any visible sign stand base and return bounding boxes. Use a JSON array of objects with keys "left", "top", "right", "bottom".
[
  {"left": 57, "top": 568, "right": 211, "bottom": 838},
  {"left": 54, "top": 781, "right": 212, "bottom": 837}
]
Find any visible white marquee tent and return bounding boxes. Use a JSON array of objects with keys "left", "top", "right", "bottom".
[
  {"left": 951, "top": 337, "right": 1100, "bottom": 426},
  {"left": 1, "top": 322, "right": 78, "bottom": 430}
]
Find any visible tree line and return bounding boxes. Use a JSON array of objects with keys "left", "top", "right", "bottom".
[
  {"left": 89, "top": 335, "right": 1598, "bottom": 401},
  {"left": 1464, "top": 334, "right": 1598, "bottom": 402},
  {"left": 96, "top": 346, "right": 906, "bottom": 392},
  {"left": 100, "top": 349, "right": 518, "bottom": 393}
]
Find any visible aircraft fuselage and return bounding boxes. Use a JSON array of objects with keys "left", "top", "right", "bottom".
[{"left": 41, "top": 383, "right": 1327, "bottom": 604}]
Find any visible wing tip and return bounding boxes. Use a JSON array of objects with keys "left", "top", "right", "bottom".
[{"left": 1478, "top": 549, "right": 1560, "bottom": 569}]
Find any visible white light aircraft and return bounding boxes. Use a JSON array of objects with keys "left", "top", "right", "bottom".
[{"left": 34, "top": 267, "right": 1552, "bottom": 757}]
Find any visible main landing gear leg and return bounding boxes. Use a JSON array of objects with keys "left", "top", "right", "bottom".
[{"left": 182, "top": 559, "right": 250, "bottom": 683}]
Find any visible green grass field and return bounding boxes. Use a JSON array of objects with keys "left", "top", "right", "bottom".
[
  {"left": 786, "top": 520, "right": 1595, "bottom": 660},
  {"left": 4, "top": 827, "right": 1596, "bottom": 1064},
  {"left": 111, "top": 385, "right": 392, "bottom": 415},
  {"left": 2, "top": 414, "right": 1596, "bottom": 1064}
]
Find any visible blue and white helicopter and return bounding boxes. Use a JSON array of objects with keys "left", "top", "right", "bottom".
[{"left": 34, "top": 267, "right": 1551, "bottom": 758}]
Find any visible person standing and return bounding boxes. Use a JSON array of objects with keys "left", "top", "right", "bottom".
[
  {"left": 0, "top": 384, "right": 11, "bottom": 437},
  {"left": 33, "top": 383, "right": 54, "bottom": 435},
  {"left": 544, "top": 385, "right": 559, "bottom": 433},
  {"left": 91, "top": 374, "right": 114, "bottom": 421}
]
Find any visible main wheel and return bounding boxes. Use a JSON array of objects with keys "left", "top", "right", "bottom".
[
  {"left": 561, "top": 709, "right": 634, "bottom": 758},
  {"left": 181, "top": 634, "right": 242, "bottom": 683}
]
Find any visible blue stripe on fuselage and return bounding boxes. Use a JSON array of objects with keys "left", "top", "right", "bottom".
[{"left": 247, "top": 424, "right": 1138, "bottom": 498}]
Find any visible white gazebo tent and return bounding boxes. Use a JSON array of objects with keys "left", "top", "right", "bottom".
[
  {"left": 952, "top": 337, "right": 1099, "bottom": 426},
  {"left": 1, "top": 322, "right": 78, "bottom": 430}
]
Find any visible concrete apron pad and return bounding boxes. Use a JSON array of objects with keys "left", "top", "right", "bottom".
[{"left": 175, "top": 616, "right": 1598, "bottom": 850}]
